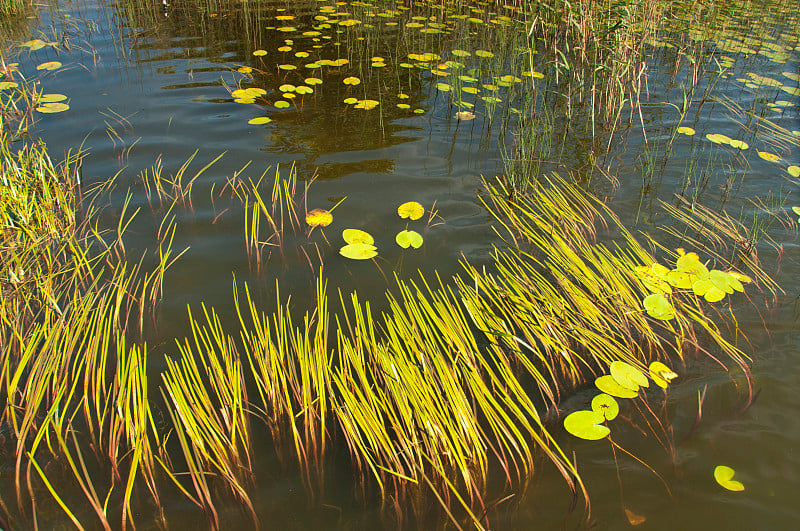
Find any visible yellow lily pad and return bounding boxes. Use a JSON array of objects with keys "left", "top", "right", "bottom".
[
  {"left": 36, "top": 61, "right": 62, "bottom": 71},
  {"left": 610, "top": 361, "right": 649, "bottom": 390},
  {"left": 248, "top": 117, "right": 272, "bottom": 125},
  {"left": 339, "top": 243, "right": 377, "bottom": 260},
  {"left": 343, "top": 228, "right": 374, "bottom": 245},
  {"left": 649, "top": 361, "right": 678, "bottom": 388},
  {"left": 306, "top": 208, "right": 333, "bottom": 227},
  {"left": 595, "top": 375, "right": 638, "bottom": 399},
  {"left": 397, "top": 201, "right": 424, "bottom": 220},
  {"left": 563, "top": 410, "right": 610, "bottom": 440},
  {"left": 36, "top": 102, "right": 69, "bottom": 113},
  {"left": 714, "top": 465, "right": 744, "bottom": 491},
  {"left": 591, "top": 393, "right": 619, "bottom": 421},
  {"left": 643, "top": 293, "right": 675, "bottom": 320},
  {"left": 396, "top": 230, "right": 423, "bottom": 249}
]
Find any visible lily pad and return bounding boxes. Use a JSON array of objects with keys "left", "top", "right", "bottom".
[
  {"left": 247, "top": 117, "right": 272, "bottom": 125},
  {"left": 610, "top": 361, "right": 649, "bottom": 390},
  {"left": 677, "top": 126, "right": 695, "bottom": 135},
  {"left": 36, "top": 61, "right": 62, "bottom": 71},
  {"left": 595, "top": 375, "right": 638, "bottom": 399},
  {"left": 354, "top": 99, "right": 379, "bottom": 110},
  {"left": 343, "top": 76, "right": 361, "bottom": 86},
  {"left": 455, "top": 111, "right": 475, "bottom": 120},
  {"left": 563, "top": 410, "right": 610, "bottom": 440},
  {"left": 253, "top": 49, "right": 268, "bottom": 56},
  {"left": 788, "top": 166, "right": 800, "bottom": 178},
  {"left": 649, "top": 361, "right": 678, "bottom": 388},
  {"left": 306, "top": 208, "right": 333, "bottom": 227},
  {"left": 274, "top": 100, "right": 291, "bottom": 109},
  {"left": 343, "top": 228, "right": 374, "bottom": 245},
  {"left": 396, "top": 230, "right": 423, "bottom": 249},
  {"left": 591, "top": 393, "right": 619, "bottom": 421},
  {"left": 39, "top": 93, "right": 67, "bottom": 103},
  {"left": 397, "top": 201, "right": 424, "bottom": 220},
  {"left": 643, "top": 293, "right": 675, "bottom": 320},
  {"left": 757, "top": 151, "right": 781, "bottom": 162},
  {"left": 339, "top": 243, "right": 378, "bottom": 260},
  {"left": 714, "top": 465, "right": 745, "bottom": 491},
  {"left": 36, "top": 102, "right": 69, "bottom": 113}
]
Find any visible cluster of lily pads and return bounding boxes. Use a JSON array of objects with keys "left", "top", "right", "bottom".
[
  {"left": 563, "top": 360, "right": 677, "bottom": 441},
  {"left": 305, "top": 200, "right": 427, "bottom": 260},
  {"left": 0, "top": 39, "right": 69, "bottom": 115},
  {"left": 635, "top": 249, "right": 752, "bottom": 320},
  {"left": 565, "top": 361, "right": 747, "bottom": 492}
]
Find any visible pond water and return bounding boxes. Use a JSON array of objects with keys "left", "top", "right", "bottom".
[{"left": 2, "top": 0, "right": 800, "bottom": 528}]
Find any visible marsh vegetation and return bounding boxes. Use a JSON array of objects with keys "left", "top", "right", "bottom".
[{"left": 1, "top": 0, "right": 799, "bottom": 528}]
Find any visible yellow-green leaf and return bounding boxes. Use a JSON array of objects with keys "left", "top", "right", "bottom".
[
  {"left": 247, "top": 117, "right": 272, "bottom": 125},
  {"left": 36, "top": 102, "right": 69, "bottom": 113},
  {"left": 714, "top": 465, "right": 745, "bottom": 491},
  {"left": 339, "top": 243, "right": 377, "bottom": 260},
  {"left": 610, "top": 361, "right": 649, "bottom": 390},
  {"left": 591, "top": 393, "right": 619, "bottom": 421},
  {"left": 649, "top": 361, "right": 678, "bottom": 388},
  {"left": 397, "top": 201, "right": 424, "bottom": 220},
  {"left": 563, "top": 410, "right": 610, "bottom": 440},
  {"left": 306, "top": 208, "right": 333, "bottom": 227},
  {"left": 595, "top": 375, "right": 638, "bottom": 399},
  {"left": 36, "top": 61, "right": 62, "bottom": 71},
  {"left": 643, "top": 293, "right": 675, "bottom": 320},
  {"left": 396, "top": 230, "right": 423, "bottom": 249},
  {"left": 343, "top": 228, "right": 374, "bottom": 245}
]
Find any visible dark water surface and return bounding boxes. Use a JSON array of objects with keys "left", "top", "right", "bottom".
[{"left": 4, "top": 0, "right": 800, "bottom": 528}]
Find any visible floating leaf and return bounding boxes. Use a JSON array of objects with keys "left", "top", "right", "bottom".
[
  {"left": 643, "top": 293, "right": 675, "bottom": 320},
  {"left": 304, "top": 77, "right": 323, "bottom": 85},
  {"left": 274, "top": 100, "right": 291, "bottom": 109},
  {"left": 397, "top": 201, "right": 424, "bottom": 220},
  {"left": 38, "top": 93, "right": 67, "bottom": 103},
  {"left": 343, "top": 97, "right": 358, "bottom": 104},
  {"left": 564, "top": 410, "right": 609, "bottom": 440},
  {"left": 343, "top": 76, "right": 361, "bottom": 86},
  {"left": 247, "top": 116, "right": 272, "bottom": 125},
  {"left": 306, "top": 208, "right": 333, "bottom": 227},
  {"left": 354, "top": 99, "right": 379, "bottom": 110},
  {"left": 278, "top": 64, "right": 297, "bottom": 70},
  {"left": 677, "top": 126, "right": 696, "bottom": 136},
  {"left": 706, "top": 133, "right": 732, "bottom": 145},
  {"left": 21, "top": 39, "right": 46, "bottom": 51},
  {"left": 343, "top": 229, "right": 374, "bottom": 245},
  {"left": 788, "top": 166, "right": 800, "bottom": 178},
  {"left": 591, "top": 393, "right": 619, "bottom": 421},
  {"left": 692, "top": 269, "right": 742, "bottom": 302},
  {"left": 253, "top": 49, "right": 267, "bottom": 56},
  {"left": 436, "top": 82, "right": 452, "bottom": 92},
  {"left": 279, "top": 84, "right": 297, "bottom": 92},
  {"left": 455, "top": 111, "right": 475, "bottom": 120},
  {"left": 649, "top": 361, "right": 677, "bottom": 388},
  {"left": 729, "top": 139, "right": 749, "bottom": 149},
  {"left": 757, "top": 151, "right": 781, "bottom": 162},
  {"left": 595, "top": 375, "right": 638, "bottom": 399},
  {"left": 237, "top": 66, "right": 253, "bottom": 73},
  {"left": 634, "top": 263, "right": 672, "bottom": 294},
  {"left": 36, "top": 61, "right": 62, "bottom": 71},
  {"left": 339, "top": 243, "right": 377, "bottom": 260},
  {"left": 714, "top": 465, "right": 745, "bottom": 491},
  {"left": 396, "top": 230, "right": 423, "bottom": 249},
  {"left": 610, "top": 361, "right": 649, "bottom": 390},
  {"left": 295, "top": 86, "right": 313, "bottom": 95},
  {"left": 475, "top": 50, "right": 494, "bottom": 58},
  {"left": 0, "top": 81, "right": 19, "bottom": 90},
  {"left": 451, "top": 49, "right": 471, "bottom": 57},
  {"left": 36, "top": 102, "right": 69, "bottom": 113}
]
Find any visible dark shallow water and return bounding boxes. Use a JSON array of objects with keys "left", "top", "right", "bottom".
[{"left": 3, "top": 0, "right": 800, "bottom": 528}]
